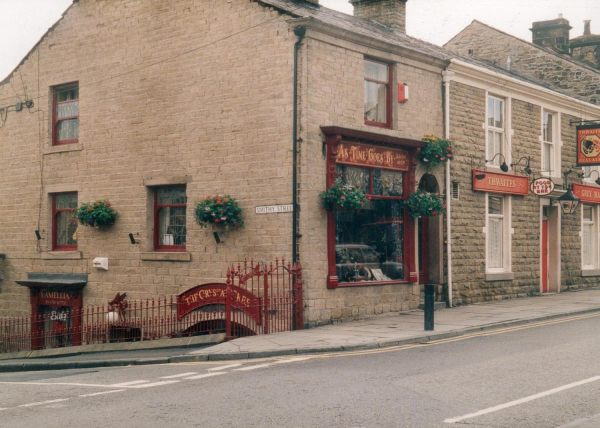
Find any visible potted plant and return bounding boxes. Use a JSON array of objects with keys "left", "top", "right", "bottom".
[
  {"left": 419, "top": 134, "right": 455, "bottom": 168},
  {"left": 194, "top": 195, "right": 244, "bottom": 229},
  {"left": 76, "top": 200, "right": 118, "bottom": 227},
  {"left": 320, "top": 183, "right": 369, "bottom": 211},
  {"left": 405, "top": 190, "right": 446, "bottom": 217}
]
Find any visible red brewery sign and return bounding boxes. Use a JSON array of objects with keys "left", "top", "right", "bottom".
[
  {"left": 177, "top": 283, "right": 261, "bottom": 323},
  {"left": 573, "top": 183, "right": 600, "bottom": 204},
  {"left": 577, "top": 125, "right": 600, "bottom": 166},
  {"left": 336, "top": 142, "right": 409, "bottom": 171},
  {"left": 472, "top": 170, "right": 529, "bottom": 196},
  {"left": 530, "top": 177, "right": 555, "bottom": 196}
]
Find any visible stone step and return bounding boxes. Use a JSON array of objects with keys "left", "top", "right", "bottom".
[{"left": 418, "top": 301, "right": 447, "bottom": 311}]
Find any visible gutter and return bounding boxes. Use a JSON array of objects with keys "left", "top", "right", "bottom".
[
  {"left": 443, "top": 70, "right": 454, "bottom": 308},
  {"left": 292, "top": 26, "right": 306, "bottom": 264}
]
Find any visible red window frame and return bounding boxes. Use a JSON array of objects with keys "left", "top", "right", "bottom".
[
  {"left": 364, "top": 58, "right": 392, "bottom": 129},
  {"left": 52, "top": 83, "right": 79, "bottom": 146},
  {"left": 154, "top": 187, "right": 187, "bottom": 252},
  {"left": 52, "top": 193, "right": 78, "bottom": 251},
  {"left": 322, "top": 127, "right": 425, "bottom": 289}
]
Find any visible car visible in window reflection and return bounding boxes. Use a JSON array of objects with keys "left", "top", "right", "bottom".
[{"left": 336, "top": 244, "right": 403, "bottom": 283}]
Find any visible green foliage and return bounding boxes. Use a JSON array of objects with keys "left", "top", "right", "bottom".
[
  {"left": 319, "top": 183, "right": 369, "bottom": 211},
  {"left": 419, "top": 134, "right": 455, "bottom": 168},
  {"left": 76, "top": 200, "right": 118, "bottom": 228},
  {"left": 405, "top": 190, "right": 445, "bottom": 218},
  {"left": 194, "top": 195, "right": 244, "bottom": 229}
]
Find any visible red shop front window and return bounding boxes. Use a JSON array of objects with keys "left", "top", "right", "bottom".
[{"left": 322, "top": 127, "right": 426, "bottom": 289}]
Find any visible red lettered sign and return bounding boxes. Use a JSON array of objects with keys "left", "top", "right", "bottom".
[
  {"left": 177, "top": 283, "right": 261, "bottom": 323},
  {"left": 38, "top": 290, "right": 78, "bottom": 308},
  {"left": 530, "top": 177, "right": 555, "bottom": 196},
  {"left": 573, "top": 183, "right": 600, "bottom": 204},
  {"left": 577, "top": 125, "right": 600, "bottom": 166},
  {"left": 336, "top": 142, "right": 409, "bottom": 171},
  {"left": 472, "top": 170, "right": 529, "bottom": 196}
]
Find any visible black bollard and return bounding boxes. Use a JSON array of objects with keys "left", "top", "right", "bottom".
[{"left": 424, "top": 283, "right": 435, "bottom": 331}]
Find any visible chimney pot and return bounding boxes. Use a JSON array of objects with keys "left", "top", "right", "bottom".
[
  {"left": 584, "top": 20, "right": 591, "bottom": 36},
  {"left": 350, "top": 0, "right": 408, "bottom": 33}
]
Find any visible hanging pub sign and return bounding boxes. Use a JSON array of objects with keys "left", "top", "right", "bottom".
[
  {"left": 573, "top": 183, "right": 600, "bottom": 204},
  {"left": 336, "top": 142, "right": 409, "bottom": 171},
  {"left": 472, "top": 170, "right": 529, "bottom": 196},
  {"left": 530, "top": 177, "right": 555, "bottom": 196},
  {"left": 577, "top": 125, "right": 600, "bottom": 166}
]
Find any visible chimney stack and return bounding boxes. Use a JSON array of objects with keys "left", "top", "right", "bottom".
[
  {"left": 584, "top": 20, "right": 591, "bottom": 36},
  {"left": 350, "top": 0, "right": 408, "bottom": 33},
  {"left": 530, "top": 14, "right": 572, "bottom": 54}
]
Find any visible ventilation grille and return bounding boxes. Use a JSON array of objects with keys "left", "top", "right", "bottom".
[{"left": 452, "top": 182, "right": 460, "bottom": 200}]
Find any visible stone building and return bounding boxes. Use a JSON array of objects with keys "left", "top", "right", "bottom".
[{"left": 1, "top": 0, "right": 600, "bottom": 342}]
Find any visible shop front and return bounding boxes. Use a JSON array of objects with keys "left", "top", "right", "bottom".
[
  {"left": 15, "top": 274, "right": 87, "bottom": 350},
  {"left": 321, "top": 127, "right": 427, "bottom": 289}
]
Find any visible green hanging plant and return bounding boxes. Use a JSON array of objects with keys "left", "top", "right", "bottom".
[
  {"left": 319, "top": 183, "right": 369, "bottom": 211},
  {"left": 405, "top": 190, "right": 445, "bottom": 218},
  {"left": 419, "top": 134, "right": 455, "bottom": 168},
  {"left": 194, "top": 195, "right": 244, "bottom": 229},
  {"left": 76, "top": 200, "right": 118, "bottom": 228}
]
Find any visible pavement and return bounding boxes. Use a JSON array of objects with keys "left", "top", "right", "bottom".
[{"left": 3, "top": 288, "right": 600, "bottom": 372}]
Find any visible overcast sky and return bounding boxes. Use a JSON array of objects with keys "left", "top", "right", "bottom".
[{"left": 1, "top": 0, "right": 598, "bottom": 81}]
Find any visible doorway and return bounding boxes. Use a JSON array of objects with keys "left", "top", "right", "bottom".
[
  {"left": 542, "top": 208, "right": 549, "bottom": 293},
  {"left": 541, "top": 202, "right": 560, "bottom": 293}
]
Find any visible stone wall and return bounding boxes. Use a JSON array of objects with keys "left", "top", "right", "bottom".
[{"left": 445, "top": 21, "right": 600, "bottom": 105}]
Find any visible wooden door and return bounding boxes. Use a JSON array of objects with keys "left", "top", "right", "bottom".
[{"left": 542, "top": 219, "right": 548, "bottom": 293}]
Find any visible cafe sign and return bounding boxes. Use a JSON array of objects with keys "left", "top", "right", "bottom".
[
  {"left": 577, "top": 125, "right": 600, "bottom": 166},
  {"left": 472, "top": 170, "right": 529, "bottom": 196},
  {"left": 530, "top": 177, "right": 555, "bottom": 196},
  {"left": 573, "top": 183, "right": 600, "bottom": 204},
  {"left": 336, "top": 142, "right": 409, "bottom": 171}
]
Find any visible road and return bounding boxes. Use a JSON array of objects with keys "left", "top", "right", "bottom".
[{"left": 2, "top": 313, "right": 600, "bottom": 427}]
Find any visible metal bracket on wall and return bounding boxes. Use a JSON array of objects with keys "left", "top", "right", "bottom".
[{"left": 569, "top": 119, "right": 600, "bottom": 126}]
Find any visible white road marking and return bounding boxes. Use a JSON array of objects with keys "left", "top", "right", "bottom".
[
  {"left": 184, "top": 372, "right": 227, "bottom": 380},
  {"left": 207, "top": 364, "right": 242, "bottom": 372},
  {"left": 0, "top": 382, "right": 121, "bottom": 388},
  {"left": 274, "top": 357, "right": 311, "bottom": 364},
  {"left": 19, "top": 399, "right": 69, "bottom": 408},
  {"left": 160, "top": 372, "right": 198, "bottom": 379},
  {"left": 130, "top": 380, "right": 180, "bottom": 389},
  {"left": 444, "top": 375, "right": 600, "bottom": 424},
  {"left": 79, "top": 390, "right": 125, "bottom": 398},
  {"left": 233, "top": 363, "right": 271, "bottom": 371},
  {"left": 110, "top": 380, "right": 150, "bottom": 387}
]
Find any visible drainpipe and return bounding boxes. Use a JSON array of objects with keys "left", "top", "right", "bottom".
[
  {"left": 292, "top": 26, "right": 306, "bottom": 265},
  {"left": 442, "top": 69, "right": 454, "bottom": 307}
]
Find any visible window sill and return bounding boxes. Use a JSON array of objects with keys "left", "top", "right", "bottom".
[
  {"left": 141, "top": 252, "right": 191, "bottom": 262},
  {"left": 336, "top": 279, "right": 411, "bottom": 288},
  {"left": 42, "top": 251, "right": 83, "bottom": 260},
  {"left": 485, "top": 272, "right": 514, "bottom": 282},
  {"left": 581, "top": 269, "right": 600, "bottom": 277},
  {"left": 44, "top": 143, "right": 83, "bottom": 155}
]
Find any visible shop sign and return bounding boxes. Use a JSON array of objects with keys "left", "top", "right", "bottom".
[
  {"left": 577, "top": 125, "right": 600, "bottom": 166},
  {"left": 336, "top": 142, "right": 409, "bottom": 171},
  {"left": 530, "top": 177, "right": 555, "bottom": 196},
  {"left": 177, "top": 283, "right": 260, "bottom": 323},
  {"left": 38, "top": 290, "right": 75, "bottom": 307},
  {"left": 472, "top": 170, "right": 529, "bottom": 196},
  {"left": 256, "top": 204, "right": 293, "bottom": 214},
  {"left": 573, "top": 183, "right": 600, "bottom": 204}
]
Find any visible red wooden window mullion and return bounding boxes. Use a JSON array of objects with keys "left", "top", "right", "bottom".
[
  {"left": 52, "top": 194, "right": 77, "bottom": 251},
  {"left": 154, "top": 191, "right": 186, "bottom": 252}
]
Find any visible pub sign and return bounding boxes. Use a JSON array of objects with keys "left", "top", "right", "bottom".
[
  {"left": 472, "top": 170, "right": 529, "bottom": 196},
  {"left": 577, "top": 125, "right": 600, "bottom": 166}
]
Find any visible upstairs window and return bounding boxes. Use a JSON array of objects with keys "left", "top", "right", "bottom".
[
  {"left": 154, "top": 186, "right": 187, "bottom": 251},
  {"left": 487, "top": 95, "right": 505, "bottom": 166},
  {"left": 364, "top": 59, "right": 391, "bottom": 128},
  {"left": 52, "top": 193, "right": 78, "bottom": 251},
  {"left": 53, "top": 84, "right": 79, "bottom": 145},
  {"left": 542, "top": 111, "right": 558, "bottom": 176}
]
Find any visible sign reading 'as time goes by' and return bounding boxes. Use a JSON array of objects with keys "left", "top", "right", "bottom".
[
  {"left": 573, "top": 183, "right": 600, "bottom": 204},
  {"left": 336, "top": 142, "right": 409, "bottom": 171},
  {"left": 472, "top": 170, "right": 529, "bottom": 196},
  {"left": 577, "top": 125, "right": 600, "bottom": 166}
]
